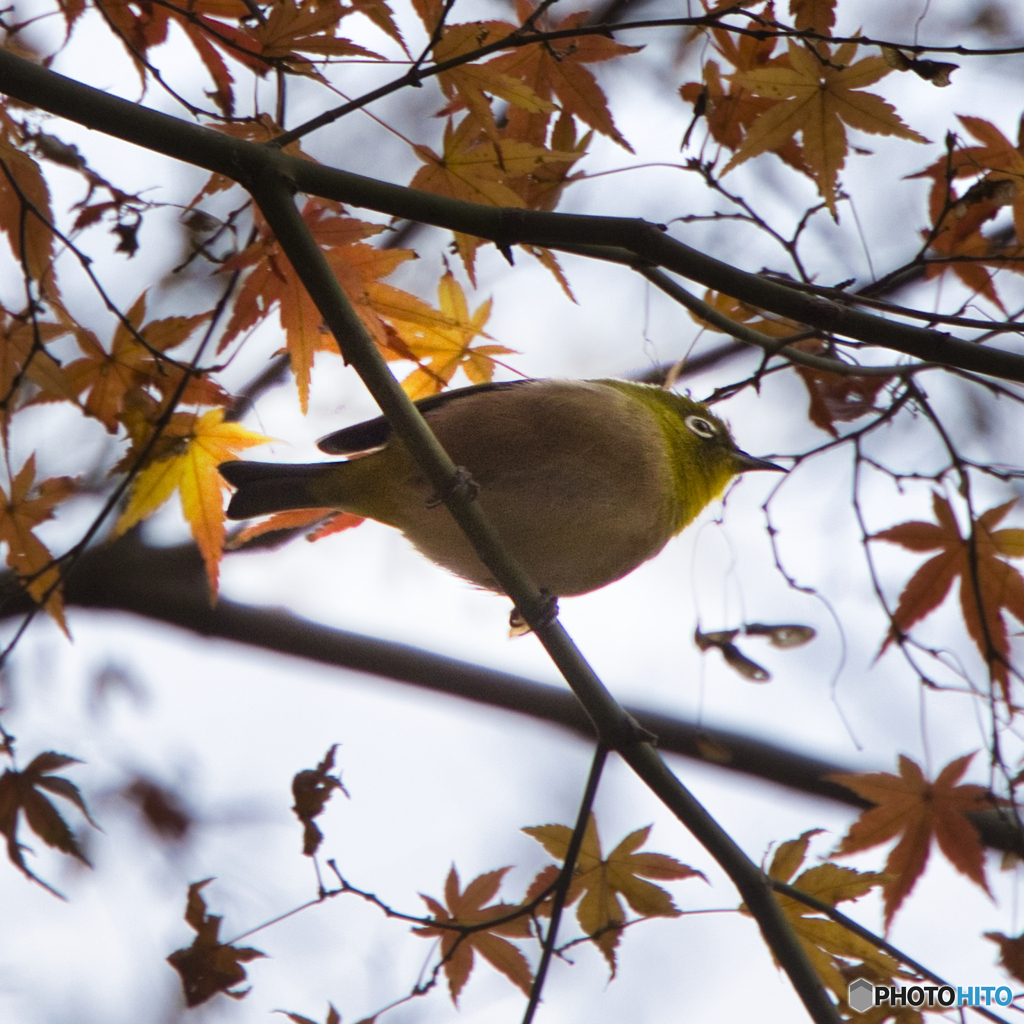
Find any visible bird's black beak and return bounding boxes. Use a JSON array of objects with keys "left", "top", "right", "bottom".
[{"left": 733, "top": 449, "right": 787, "bottom": 472}]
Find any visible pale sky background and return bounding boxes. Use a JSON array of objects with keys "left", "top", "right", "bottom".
[{"left": 2, "top": 1, "right": 1024, "bottom": 1022}]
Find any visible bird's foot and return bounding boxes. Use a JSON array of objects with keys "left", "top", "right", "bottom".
[
  {"left": 425, "top": 466, "right": 479, "bottom": 508},
  {"left": 509, "top": 590, "right": 559, "bottom": 637}
]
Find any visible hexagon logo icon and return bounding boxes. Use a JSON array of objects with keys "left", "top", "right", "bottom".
[{"left": 848, "top": 978, "right": 874, "bottom": 1013}]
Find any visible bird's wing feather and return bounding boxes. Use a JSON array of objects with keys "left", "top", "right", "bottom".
[{"left": 316, "top": 380, "right": 533, "bottom": 455}]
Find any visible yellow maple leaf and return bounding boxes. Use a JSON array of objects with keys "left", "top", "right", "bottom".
[
  {"left": 381, "top": 271, "right": 515, "bottom": 398},
  {"left": 751, "top": 830, "right": 906, "bottom": 1014},
  {"left": 725, "top": 41, "right": 927, "bottom": 216},
  {"left": 524, "top": 813, "right": 702, "bottom": 974},
  {"left": 114, "top": 409, "right": 270, "bottom": 598}
]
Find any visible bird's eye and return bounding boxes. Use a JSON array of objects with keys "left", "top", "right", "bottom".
[{"left": 685, "top": 415, "right": 718, "bottom": 439}]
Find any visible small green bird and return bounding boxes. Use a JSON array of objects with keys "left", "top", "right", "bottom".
[{"left": 219, "top": 379, "right": 782, "bottom": 596}]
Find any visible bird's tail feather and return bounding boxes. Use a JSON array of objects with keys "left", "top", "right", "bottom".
[{"left": 219, "top": 461, "right": 336, "bottom": 520}]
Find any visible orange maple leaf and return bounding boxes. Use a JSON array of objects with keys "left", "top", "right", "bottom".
[
  {"left": 909, "top": 115, "right": 1024, "bottom": 308},
  {"left": 725, "top": 40, "right": 927, "bottom": 216},
  {"left": 63, "top": 293, "right": 219, "bottom": 433},
  {"left": 872, "top": 492, "right": 1024, "bottom": 696},
  {"left": 225, "top": 507, "right": 364, "bottom": 548},
  {"left": 830, "top": 753, "right": 994, "bottom": 927},
  {"left": 680, "top": 3, "right": 809, "bottom": 174},
  {"left": 220, "top": 201, "right": 416, "bottom": 412},
  {"left": 410, "top": 114, "right": 580, "bottom": 280},
  {"left": 114, "top": 408, "right": 270, "bottom": 598},
  {"left": 0, "top": 455, "right": 75, "bottom": 633},
  {"left": 523, "top": 813, "right": 701, "bottom": 974},
  {"left": 414, "top": 866, "right": 533, "bottom": 1004},
  {"left": 482, "top": 2, "right": 641, "bottom": 151}
]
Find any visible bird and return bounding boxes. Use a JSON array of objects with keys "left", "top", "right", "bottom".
[{"left": 219, "top": 378, "right": 783, "bottom": 597}]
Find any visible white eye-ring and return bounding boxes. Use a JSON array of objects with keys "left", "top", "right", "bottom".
[{"left": 685, "top": 415, "right": 718, "bottom": 439}]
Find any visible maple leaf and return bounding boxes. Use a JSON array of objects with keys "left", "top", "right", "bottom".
[
  {"left": 0, "top": 307, "right": 75, "bottom": 437},
  {"left": 725, "top": 41, "right": 927, "bottom": 216},
  {"left": 225, "top": 507, "right": 362, "bottom": 548},
  {"left": 167, "top": 879, "right": 265, "bottom": 1007},
  {"left": 0, "top": 455, "right": 75, "bottom": 633},
  {"left": 872, "top": 492, "right": 1024, "bottom": 696},
  {"left": 383, "top": 271, "right": 514, "bottom": 398},
  {"left": 63, "top": 293, "right": 219, "bottom": 433},
  {"left": 680, "top": 4, "right": 809, "bottom": 173},
  {"left": 524, "top": 814, "right": 702, "bottom": 974},
  {"left": 0, "top": 751, "right": 96, "bottom": 896},
  {"left": 0, "top": 111, "right": 57, "bottom": 297},
  {"left": 482, "top": 3, "right": 641, "bottom": 151},
  {"left": 791, "top": 339, "right": 892, "bottom": 436},
  {"left": 240, "top": 0, "right": 386, "bottom": 77},
  {"left": 986, "top": 930, "right": 1024, "bottom": 985},
  {"left": 414, "top": 865, "right": 533, "bottom": 1004},
  {"left": 830, "top": 753, "right": 994, "bottom": 926},
  {"left": 291, "top": 744, "right": 348, "bottom": 856},
  {"left": 908, "top": 116, "right": 1024, "bottom": 308},
  {"left": 920, "top": 198, "right": 1019, "bottom": 313},
  {"left": 411, "top": 114, "right": 580, "bottom": 280},
  {"left": 751, "top": 829, "right": 904, "bottom": 1011},
  {"left": 220, "top": 201, "right": 416, "bottom": 411},
  {"left": 789, "top": 0, "right": 836, "bottom": 35},
  {"left": 432, "top": 20, "right": 557, "bottom": 131},
  {"left": 114, "top": 408, "right": 270, "bottom": 598}
]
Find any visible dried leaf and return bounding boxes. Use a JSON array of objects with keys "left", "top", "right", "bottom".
[
  {"left": 830, "top": 753, "right": 994, "bottom": 926},
  {"left": 167, "top": 879, "right": 265, "bottom": 1007}
]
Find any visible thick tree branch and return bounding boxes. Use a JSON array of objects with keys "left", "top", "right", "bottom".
[{"left": 3, "top": 536, "right": 1018, "bottom": 848}]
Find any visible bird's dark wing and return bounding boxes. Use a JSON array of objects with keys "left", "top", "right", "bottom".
[{"left": 316, "top": 380, "right": 533, "bottom": 455}]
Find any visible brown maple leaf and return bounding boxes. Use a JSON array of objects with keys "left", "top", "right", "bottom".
[
  {"left": 908, "top": 115, "right": 1024, "bottom": 309},
  {"left": 680, "top": 3, "right": 809, "bottom": 174},
  {"left": 414, "top": 866, "right": 533, "bottom": 1004},
  {"left": 0, "top": 751, "right": 96, "bottom": 896},
  {"left": 167, "top": 879, "right": 265, "bottom": 1007},
  {"left": 725, "top": 40, "right": 927, "bottom": 216},
  {"left": 0, "top": 110, "right": 58, "bottom": 297},
  {"left": 872, "top": 492, "right": 1024, "bottom": 696},
  {"left": 290, "top": 744, "right": 348, "bottom": 857},
  {"left": 791, "top": 339, "right": 892, "bottom": 436},
  {"left": 829, "top": 753, "right": 994, "bottom": 927},
  {"left": 986, "top": 930, "right": 1024, "bottom": 985}
]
